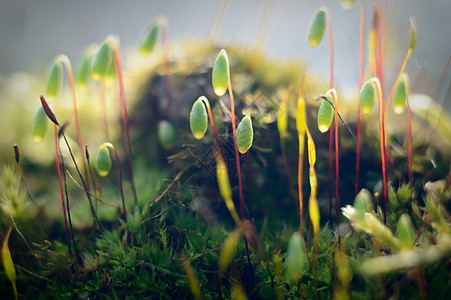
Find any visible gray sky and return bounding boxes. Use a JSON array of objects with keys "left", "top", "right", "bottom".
[{"left": 0, "top": 0, "right": 449, "bottom": 92}]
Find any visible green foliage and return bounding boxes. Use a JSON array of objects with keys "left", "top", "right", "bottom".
[
  {"left": 1, "top": 5, "right": 450, "bottom": 299},
  {"left": 285, "top": 232, "right": 305, "bottom": 281}
]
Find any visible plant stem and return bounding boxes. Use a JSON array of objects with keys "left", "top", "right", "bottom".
[
  {"left": 105, "top": 143, "right": 127, "bottom": 223},
  {"left": 208, "top": 0, "right": 231, "bottom": 43},
  {"left": 58, "top": 145, "right": 81, "bottom": 264},
  {"left": 330, "top": 91, "right": 340, "bottom": 245},
  {"left": 246, "top": 149, "right": 251, "bottom": 219},
  {"left": 313, "top": 234, "right": 319, "bottom": 300},
  {"left": 355, "top": 0, "right": 365, "bottom": 196},
  {"left": 383, "top": 49, "right": 412, "bottom": 139},
  {"left": 326, "top": 10, "right": 335, "bottom": 225},
  {"left": 370, "top": 78, "right": 388, "bottom": 224},
  {"left": 60, "top": 130, "right": 101, "bottom": 228},
  {"left": 227, "top": 75, "right": 252, "bottom": 275},
  {"left": 374, "top": 1, "right": 384, "bottom": 100},
  {"left": 99, "top": 80, "right": 109, "bottom": 140},
  {"left": 327, "top": 15, "right": 339, "bottom": 243},
  {"left": 227, "top": 79, "right": 245, "bottom": 222},
  {"left": 54, "top": 125, "right": 72, "bottom": 258},
  {"left": 201, "top": 98, "right": 222, "bottom": 150},
  {"left": 6, "top": 209, "right": 49, "bottom": 268},
  {"left": 85, "top": 145, "right": 98, "bottom": 203},
  {"left": 407, "top": 87, "right": 413, "bottom": 214},
  {"left": 298, "top": 136, "right": 305, "bottom": 234},
  {"left": 112, "top": 43, "right": 138, "bottom": 208},
  {"left": 13, "top": 145, "right": 36, "bottom": 203},
  {"left": 58, "top": 55, "right": 90, "bottom": 192}
]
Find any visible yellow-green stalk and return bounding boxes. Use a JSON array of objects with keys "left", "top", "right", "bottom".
[
  {"left": 214, "top": 148, "right": 241, "bottom": 225},
  {"left": 295, "top": 79, "right": 306, "bottom": 234},
  {"left": 306, "top": 127, "right": 320, "bottom": 298}
]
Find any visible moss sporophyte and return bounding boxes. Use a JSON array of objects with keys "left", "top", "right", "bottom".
[{"left": 3, "top": 2, "right": 449, "bottom": 299}]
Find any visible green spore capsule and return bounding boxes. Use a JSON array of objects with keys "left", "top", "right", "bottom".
[
  {"left": 408, "top": 17, "right": 416, "bottom": 50},
  {"left": 212, "top": 49, "right": 230, "bottom": 97},
  {"left": 77, "top": 47, "right": 95, "bottom": 87},
  {"left": 359, "top": 80, "right": 376, "bottom": 114},
  {"left": 32, "top": 107, "right": 49, "bottom": 143},
  {"left": 285, "top": 232, "right": 306, "bottom": 281},
  {"left": 317, "top": 95, "right": 334, "bottom": 133},
  {"left": 139, "top": 21, "right": 159, "bottom": 55},
  {"left": 393, "top": 73, "right": 409, "bottom": 114},
  {"left": 158, "top": 120, "right": 176, "bottom": 150},
  {"left": 190, "top": 96, "right": 209, "bottom": 140},
  {"left": 46, "top": 60, "right": 63, "bottom": 100},
  {"left": 307, "top": 7, "right": 327, "bottom": 48},
  {"left": 96, "top": 144, "right": 112, "bottom": 177},
  {"left": 91, "top": 41, "right": 113, "bottom": 81},
  {"left": 396, "top": 213, "right": 415, "bottom": 251},
  {"left": 236, "top": 113, "right": 253, "bottom": 154},
  {"left": 340, "top": 0, "right": 355, "bottom": 11}
]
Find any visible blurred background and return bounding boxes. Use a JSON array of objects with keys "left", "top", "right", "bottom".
[{"left": 0, "top": 0, "right": 449, "bottom": 93}]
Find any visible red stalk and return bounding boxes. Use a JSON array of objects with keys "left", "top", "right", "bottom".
[
  {"left": 326, "top": 10, "right": 339, "bottom": 243},
  {"left": 112, "top": 45, "right": 138, "bottom": 207},
  {"left": 407, "top": 89, "right": 413, "bottom": 214},
  {"left": 246, "top": 149, "right": 251, "bottom": 219},
  {"left": 382, "top": 49, "right": 412, "bottom": 223},
  {"left": 227, "top": 76, "right": 252, "bottom": 274},
  {"left": 59, "top": 56, "right": 90, "bottom": 192},
  {"left": 105, "top": 143, "right": 127, "bottom": 222},
  {"left": 201, "top": 98, "right": 221, "bottom": 150},
  {"left": 355, "top": 0, "right": 365, "bottom": 196}
]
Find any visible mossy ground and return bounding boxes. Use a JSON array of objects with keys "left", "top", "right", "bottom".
[{"left": 0, "top": 40, "right": 450, "bottom": 299}]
